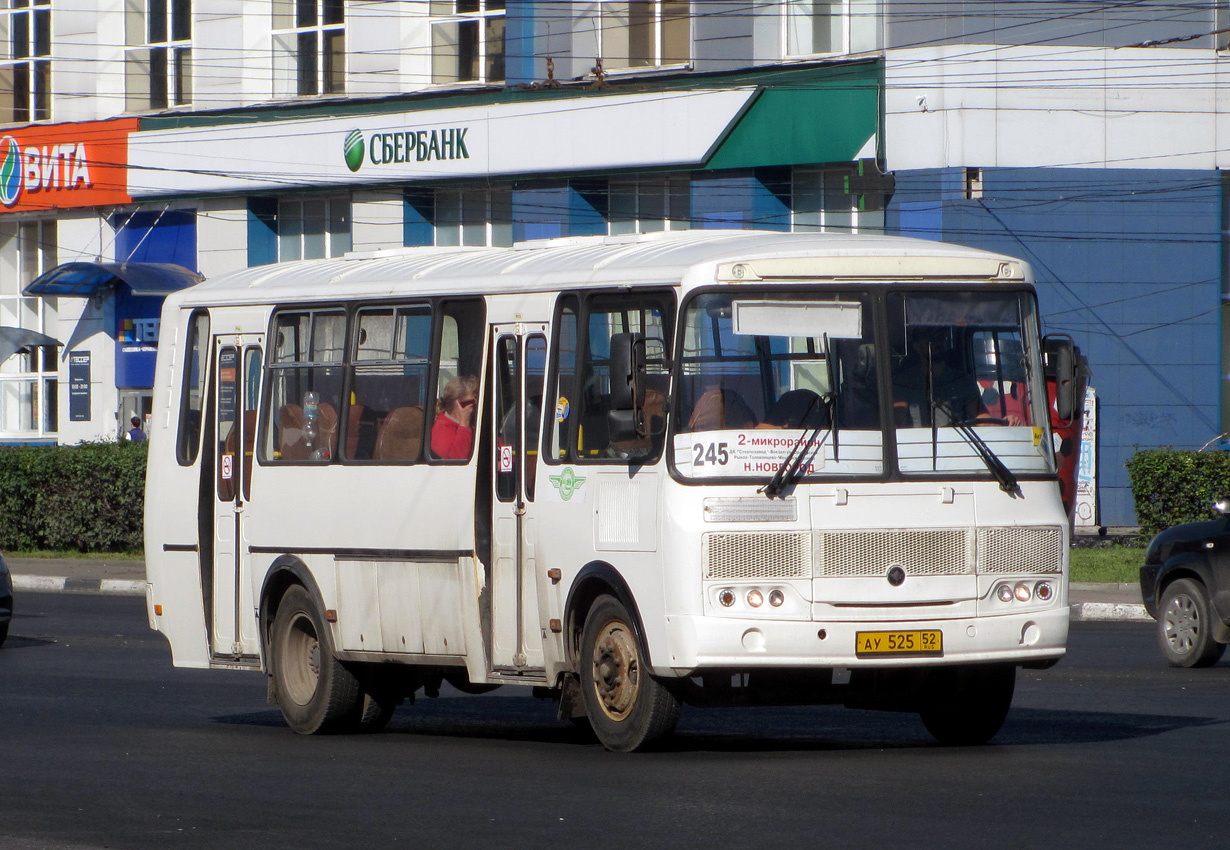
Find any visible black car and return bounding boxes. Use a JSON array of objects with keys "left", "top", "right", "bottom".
[
  {"left": 1140, "top": 510, "right": 1230, "bottom": 667},
  {"left": 0, "top": 552, "right": 11, "bottom": 647}
]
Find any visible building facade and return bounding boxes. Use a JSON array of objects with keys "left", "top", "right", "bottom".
[{"left": 0, "top": 1, "right": 1225, "bottom": 526}]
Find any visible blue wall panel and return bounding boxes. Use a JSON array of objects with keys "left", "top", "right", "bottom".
[{"left": 888, "top": 167, "right": 1222, "bottom": 527}]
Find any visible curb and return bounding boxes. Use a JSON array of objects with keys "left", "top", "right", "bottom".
[
  {"left": 12, "top": 575, "right": 146, "bottom": 597},
  {"left": 1070, "top": 602, "right": 1151, "bottom": 623}
]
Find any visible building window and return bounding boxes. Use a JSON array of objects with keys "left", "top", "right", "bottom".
[
  {"left": 126, "top": 0, "right": 192, "bottom": 111},
  {"left": 791, "top": 167, "right": 882, "bottom": 234},
  {"left": 785, "top": 0, "right": 880, "bottom": 57},
  {"left": 279, "top": 196, "right": 351, "bottom": 260},
  {"left": 273, "top": 0, "right": 345, "bottom": 97},
  {"left": 608, "top": 176, "right": 690, "bottom": 234},
  {"left": 434, "top": 187, "right": 512, "bottom": 246},
  {"left": 431, "top": 0, "right": 505, "bottom": 85},
  {"left": 0, "top": 0, "right": 51, "bottom": 123},
  {"left": 1218, "top": 2, "right": 1230, "bottom": 53},
  {"left": 599, "top": 0, "right": 690, "bottom": 71},
  {"left": 0, "top": 219, "right": 58, "bottom": 436}
]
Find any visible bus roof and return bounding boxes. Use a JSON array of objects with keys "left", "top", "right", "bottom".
[{"left": 178, "top": 230, "right": 1030, "bottom": 308}]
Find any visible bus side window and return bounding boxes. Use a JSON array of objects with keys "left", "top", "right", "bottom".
[
  {"left": 352, "top": 305, "right": 432, "bottom": 462},
  {"left": 550, "top": 291, "right": 673, "bottom": 464},
  {"left": 263, "top": 310, "right": 346, "bottom": 462},
  {"left": 176, "top": 310, "right": 210, "bottom": 466}
]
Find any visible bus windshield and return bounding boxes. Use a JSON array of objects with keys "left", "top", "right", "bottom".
[
  {"left": 673, "top": 287, "right": 1053, "bottom": 483},
  {"left": 889, "top": 290, "right": 1051, "bottom": 477},
  {"left": 674, "top": 290, "right": 884, "bottom": 480}
]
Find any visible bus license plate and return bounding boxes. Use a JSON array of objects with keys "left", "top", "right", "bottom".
[{"left": 855, "top": 630, "right": 943, "bottom": 657}]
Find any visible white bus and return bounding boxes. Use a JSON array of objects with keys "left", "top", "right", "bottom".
[{"left": 144, "top": 230, "right": 1079, "bottom": 751}]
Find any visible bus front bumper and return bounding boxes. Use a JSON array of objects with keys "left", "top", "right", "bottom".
[{"left": 657, "top": 607, "right": 1068, "bottom": 676}]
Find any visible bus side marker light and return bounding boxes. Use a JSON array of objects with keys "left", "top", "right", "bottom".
[
  {"left": 547, "top": 568, "right": 561, "bottom": 584},
  {"left": 549, "top": 619, "right": 562, "bottom": 633},
  {"left": 154, "top": 604, "right": 163, "bottom": 616},
  {"left": 325, "top": 609, "right": 338, "bottom": 623}
]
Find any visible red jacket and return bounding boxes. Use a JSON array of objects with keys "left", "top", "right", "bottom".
[{"left": 431, "top": 414, "right": 473, "bottom": 459}]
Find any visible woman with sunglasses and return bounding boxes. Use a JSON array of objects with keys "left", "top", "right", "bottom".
[{"left": 431, "top": 375, "right": 479, "bottom": 458}]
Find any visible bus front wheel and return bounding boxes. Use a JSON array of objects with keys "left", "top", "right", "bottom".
[
  {"left": 578, "top": 595, "right": 680, "bottom": 752},
  {"left": 270, "top": 585, "right": 362, "bottom": 734},
  {"left": 917, "top": 664, "right": 1015, "bottom": 746}
]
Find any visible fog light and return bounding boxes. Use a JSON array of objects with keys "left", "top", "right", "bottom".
[
  {"left": 718, "top": 589, "right": 735, "bottom": 607},
  {"left": 1015, "top": 582, "right": 1032, "bottom": 602},
  {"left": 996, "top": 583, "right": 1015, "bottom": 603},
  {"left": 768, "top": 589, "right": 785, "bottom": 607},
  {"left": 747, "top": 589, "right": 764, "bottom": 608},
  {"left": 1035, "top": 581, "right": 1054, "bottom": 602}
]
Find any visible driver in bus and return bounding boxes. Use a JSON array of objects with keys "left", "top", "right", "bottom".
[{"left": 431, "top": 375, "right": 478, "bottom": 458}]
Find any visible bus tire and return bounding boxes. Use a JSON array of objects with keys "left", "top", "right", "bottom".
[
  {"left": 918, "top": 664, "right": 1015, "bottom": 746},
  {"left": 579, "top": 595, "right": 680, "bottom": 752},
  {"left": 270, "top": 585, "right": 361, "bottom": 734},
  {"left": 1158, "top": 578, "right": 1226, "bottom": 668}
]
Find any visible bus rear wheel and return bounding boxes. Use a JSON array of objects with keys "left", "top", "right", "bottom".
[
  {"left": 918, "top": 664, "right": 1015, "bottom": 746},
  {"left": 579, "top": 595, "right": 680, "bottom": 752},
  {"left": 270, "top": 585, "right": 362, "bottom": 734}
]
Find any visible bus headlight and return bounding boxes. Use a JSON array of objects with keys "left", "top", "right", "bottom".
[
  {"left": 747, "top": 589, "right": 764, "bottom": 608},
  {"left": 996, "top": 583, "right": 1015, "bottom": 603},
  {"left": 718, "top": 589, "right": 736, "bottom": 608},
  {"left": 1014, "top": 582, "right": 1032, "bottom": 602},
  {"left": 768, "top": 589, "right": 785, "bottom": 607},
  {"left": 1034, "top": 581, "right": 1054, "bottom": 602}
]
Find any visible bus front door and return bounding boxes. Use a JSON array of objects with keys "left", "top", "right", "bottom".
[
  {"left": 489, "top": 326, "right": 549, "bottom": 673},
  {"left": 210, "top": 336, "right": 263, "bottom": 661}
]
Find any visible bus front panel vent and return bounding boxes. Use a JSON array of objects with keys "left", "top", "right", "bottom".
[
  {"left": 704, "top": 532, "right": 812, "bottom": 580},
  {"left": 976, "top": 526, "right": 1063, "bottom": 575},
  {"left": 814, "top": 529, "right": 971, "bottom": 578}
]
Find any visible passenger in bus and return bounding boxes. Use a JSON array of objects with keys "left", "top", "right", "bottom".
[
  {"left": 893, "top": 331, "right": 980, "bottom": 426},
  {"left": 431, "top": 375, "right": 478, "bottom": 459}
]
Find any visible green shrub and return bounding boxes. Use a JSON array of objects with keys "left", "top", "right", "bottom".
[
  {"left": 0, "top": 441, "right": 147, "bottom": 553},
  {"left": 1126, "top": 448, "right": 1230, "bottom": 539}
]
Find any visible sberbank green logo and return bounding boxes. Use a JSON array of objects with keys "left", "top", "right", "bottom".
[
  {"left": 343, "top": 129, "right": 365, "bottom": 173},
  {"left": 549, "top": 467, "right": 586, "bottom": 501}
]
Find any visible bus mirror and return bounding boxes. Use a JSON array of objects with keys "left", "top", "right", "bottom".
[
  {"left": 1044, "top": 334, "right": 1089, "bottom": 422},
  {"left": 609, "top": 332, "right": 645, "bottom": 411}
]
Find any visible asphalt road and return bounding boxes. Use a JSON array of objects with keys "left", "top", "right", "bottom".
[{"left": 2, "top": 593, "right": 1227, "bottom": 850}]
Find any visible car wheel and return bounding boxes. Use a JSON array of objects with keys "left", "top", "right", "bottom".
[
  {"left": 1158, "top": 578, "right": 1227, "bottom": 668},
  {"left": 269, "top": 585, "right": 362, "bottom": 734},
  {"left": 918, "top": 664, "right": 1016, "bottom": 746},
  {"left": 579, "top": 595, "right": 680, "bottom": 752}
]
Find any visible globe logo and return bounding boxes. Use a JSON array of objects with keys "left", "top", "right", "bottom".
[
  {"left": 0, "top": 137, "right": 22, "bottom": 207},
  {"left": 343, "top": 129, "right": 365, "bottom": 173}
]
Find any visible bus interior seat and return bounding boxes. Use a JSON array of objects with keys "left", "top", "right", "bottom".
[
  {"left": 316, "top": 402, "right": 339, "bottom": 460},
  {"left": 609, "top": 387, "right": 667, "bottom": 455},
  {"left": 687, "top": 387, "right": 758, "bottom": 431},
  {"left": 276, "top": 404, "right": 309, "bottom": 460},
  {"left": 373, "top": 405, "right": 424, "bottom": 461}
]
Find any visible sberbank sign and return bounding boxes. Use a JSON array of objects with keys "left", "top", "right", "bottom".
[{"left": 343, "top": 126, "right": 471, "bottom": 173}]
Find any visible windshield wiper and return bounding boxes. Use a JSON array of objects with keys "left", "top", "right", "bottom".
[
  {"left": 933, "top": 401, "right": 1021, "bottom": 497},
  {"left": 761, "top": 395, "right": 830, "bottom": 498}
]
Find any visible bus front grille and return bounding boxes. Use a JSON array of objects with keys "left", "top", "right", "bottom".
[
  {"left": 704, "top": 532, "right": 812, "bottom": 580},
  {"left": 977, "top": 526, "right": 1063, "bottom": 574},
  {"left": 815, "top": 529, "right": 970, "bottom": 578},
  {"left": 702, "top": 526, "right": 1064, "bottom": 581}
]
